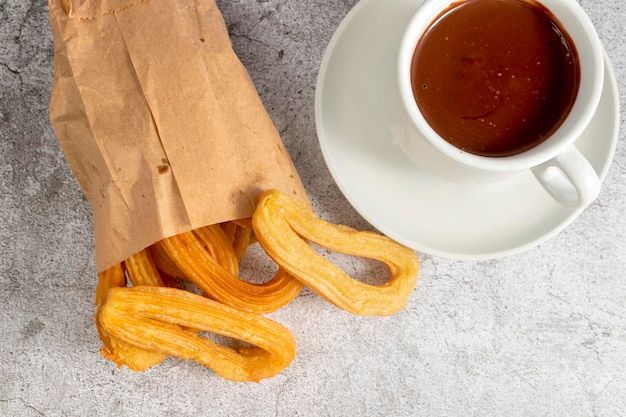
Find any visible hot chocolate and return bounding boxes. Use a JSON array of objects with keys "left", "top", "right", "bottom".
[{"left": 411, "top": 0, "right": 580, "bottom": 157}]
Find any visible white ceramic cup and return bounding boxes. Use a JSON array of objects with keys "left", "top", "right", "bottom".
[{"left": 389, "top": 0, "right": 604, "bottom": 209}]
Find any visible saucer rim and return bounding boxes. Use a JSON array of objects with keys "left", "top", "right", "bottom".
[{"left": 314, "top": 0, "right": 620, "bottom": 260}]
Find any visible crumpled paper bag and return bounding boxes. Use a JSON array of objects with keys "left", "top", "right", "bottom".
[{"left": 48, "top": 0, "right": 306, "bottom": 272}]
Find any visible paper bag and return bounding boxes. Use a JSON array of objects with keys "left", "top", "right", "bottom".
[{"left": 48, "top": 0, "right": 307, "bottom": 272}]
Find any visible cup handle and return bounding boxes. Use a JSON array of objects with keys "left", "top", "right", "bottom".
[{"left": 531, "top": 146, "right": 600, "bottom": 209}]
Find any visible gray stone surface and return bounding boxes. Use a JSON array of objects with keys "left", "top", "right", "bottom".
[{"left": 1, "top": 0, "right": 625, "bottom": 416}]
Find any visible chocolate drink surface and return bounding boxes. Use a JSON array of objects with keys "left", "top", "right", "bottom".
[{"left": 411, "top": 0, "right": 580, "bottom": 157}]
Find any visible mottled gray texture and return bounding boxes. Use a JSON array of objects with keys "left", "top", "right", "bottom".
[{"left": 1, "top": 0, "right": 625, "bottom": 416}]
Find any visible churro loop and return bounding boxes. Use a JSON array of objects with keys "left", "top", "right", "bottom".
[
  {"left": 152, "top": 222, "right": 253, "bottom": 279},
  {"left": 220, "top": 220, "right": 255, "bottom": 261},
  {"left": 192, "top": 225, "right": 239, "bottom": 276},
  {"left": 157, "top": 225, "right": 303, "bottom": 314},
  {"left": 124, "top": 248, "right": 165, "bottom": 287},
  {"left": 149, "top": 241, "right": 186, "bottom": 279},
  {"left": 95, "top": 262, "right": 126, "bottom": 307},
  {"left": 97, "top": 286, "right": 296, "bottom": 382},
  {"left": 95, "top": 263, "right": 166, "bottom": 371},
  {"left": 252, "top": 190, "right": 420, "bottom": 316}
]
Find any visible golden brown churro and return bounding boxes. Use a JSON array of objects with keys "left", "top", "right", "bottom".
[
  {"left": 97, "top": 286, "right": 296, "bottom": 382},
  {"left": 252, "top": 190, "right": 420, "bottom": 316}
]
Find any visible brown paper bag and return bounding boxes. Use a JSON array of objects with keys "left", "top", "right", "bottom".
[{"left": 48, "top": 0, "right": 307, "bottom": 272}]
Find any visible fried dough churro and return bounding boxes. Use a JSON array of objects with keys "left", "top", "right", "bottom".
[
  {"left": 157, "top": 225, "right": 303, "bottom": 314},
  {"left": 97, "top": 286, "right": 296, "bottom": 382},
  {"left": 95, "top": 263, "right": 167, "bottom": 371},
  {"left": 252, "top": 190, "right": 420, "bottom": 316},
  {"left": 124, "top": 249, "right": 165, "bottom": 287},
  {"left": 94, "top": 191, "right": 419, "bottom": 381}
]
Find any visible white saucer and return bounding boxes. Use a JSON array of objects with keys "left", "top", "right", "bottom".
[{"left": 315, "top": 0, "right": 619, "bottom": 260}]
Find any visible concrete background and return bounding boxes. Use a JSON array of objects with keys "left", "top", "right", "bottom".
[{"left": 1, "top": 0, "right": 625, "bottom": 416}]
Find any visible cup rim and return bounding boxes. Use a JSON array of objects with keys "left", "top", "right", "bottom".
[{"left": 397, "top": 0, "right": 605, "bottom": 172}]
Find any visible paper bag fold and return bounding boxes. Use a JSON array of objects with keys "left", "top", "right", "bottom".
[{"left": 49, "top": 0, "right": 307, "bottom": 272}]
